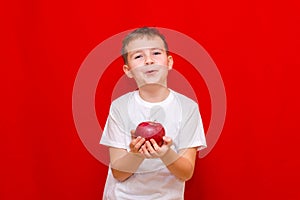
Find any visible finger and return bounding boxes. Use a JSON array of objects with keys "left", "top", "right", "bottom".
[
  {"left": 145, "top": 141, "right": 157, "bottom": 156},
  {"left": 150, "top": 139, "right": 160, "bottom": 151},
  {"left": 130, "top": 137, "right": 145, "bottom": 152},
  {"left": 149, "top": 139, "right": 157, "bottom": 146},
  {"left": 141, "top": 144, "right": 151, "bottom": 158},
  {"left": 162, "top": 136, "right": 172, "bottom": 146},
  {"left": 130, "top": 130, "right": 136, "bottom": 139},
  {"left": 130, "top": 143, "right": 139, "bottom": 153},
  {"left": 163, "top": 136, "right": 171, "bottom": 142},
  {"left": 136, "top": 137, "right": 146, "bottom": 148},
  {"left": 130, "top": 136, "right": 140, "bottom": 146}
]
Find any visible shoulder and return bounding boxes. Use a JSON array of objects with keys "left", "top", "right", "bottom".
[
  {"left": 110, "top": 91, "right": 135, "bottom": 108},
  {"left": 107, "top": 91, "right": 136, "bottom": 120},
  {"left": 170, "top": 90, "right": 201, "bottom": 120},
  {"left": 171, "top": 90, "right": 198, "bottom": 108}
]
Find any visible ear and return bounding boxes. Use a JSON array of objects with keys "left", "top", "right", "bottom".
[
  {"left": 123, "top": 64, "right": 133, "bottom": 78},
  {"left": 167, "top": 55, "right": 173, "bottom": 70}
]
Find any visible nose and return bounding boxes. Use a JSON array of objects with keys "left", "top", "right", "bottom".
[{"left": 145, "top": 53, "right": 154, "bottom": 65}]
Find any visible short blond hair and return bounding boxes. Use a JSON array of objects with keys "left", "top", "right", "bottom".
[{"left": 121, "top": 27, "right": 169, "bottom": 64}]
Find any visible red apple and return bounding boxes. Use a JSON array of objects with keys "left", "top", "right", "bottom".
[{"left": 135, "top": 121, "right": 165, "bottom": 146}]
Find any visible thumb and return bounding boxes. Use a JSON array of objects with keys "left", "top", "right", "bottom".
[
  {"left": 163, "top": 136, "right": 172, "bottom": 145},
  {"left": 131, "top": 130, "right": 136, "bottom": 139}
]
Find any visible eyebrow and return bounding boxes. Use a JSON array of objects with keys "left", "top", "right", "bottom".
[{"left": 128, "top": 48, "right": 164, "bottom": 58}]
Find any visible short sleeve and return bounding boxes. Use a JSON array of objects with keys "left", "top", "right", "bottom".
[
  {"left": 178, "top": 103, "right": 207, "bottom": 151},
  {"left": 100, "top": 104, "right": 129, "bottom": 149}
]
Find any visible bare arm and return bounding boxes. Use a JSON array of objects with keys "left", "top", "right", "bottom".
[
  {"left": 140, "top": 137, "right": 197, "bottom": 181},
  {"left": 109, "top": 136, "right": 145, "bottom": 182},
  {"left": 160, "top": 148, "right": 197, "bottom": 181}
]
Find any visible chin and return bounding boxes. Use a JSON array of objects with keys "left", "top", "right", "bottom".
[{"left": 138, "top": 83, "right": 167, "bottom": 89}]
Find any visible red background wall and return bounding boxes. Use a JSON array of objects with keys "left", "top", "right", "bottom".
[{"left": 1, "top": 0, "right": 300, "bottom": 199}]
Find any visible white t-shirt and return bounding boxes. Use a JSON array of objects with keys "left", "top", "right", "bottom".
[{"left": 100, "top": 90, "right": 207, "bottom": 200}]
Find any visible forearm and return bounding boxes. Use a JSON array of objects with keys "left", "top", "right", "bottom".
[
  {"left": 110, "top": 149, "right": 144, "bottom": 181},
  {"left": 160, "top": 149, "right": 196, "bottom": 181}
]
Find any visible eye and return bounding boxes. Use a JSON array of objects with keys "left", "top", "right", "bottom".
[
  {"left": 134, "top": 54, "right": 142, "bottom": 59},
  {"left": 153, "top": 51, "right": 162, "bottom": 55}
]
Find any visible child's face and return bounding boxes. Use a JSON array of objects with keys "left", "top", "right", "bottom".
[{"left": 123, "top": 36, "right": 173, "bottom": 88}]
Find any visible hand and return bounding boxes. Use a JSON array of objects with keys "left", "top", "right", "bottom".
[
  {"left": 139, "top": 136, "right": 173, "bottom": 158},
  {"left": 129, "top": 130, "right": 145, "bottom": 154}
]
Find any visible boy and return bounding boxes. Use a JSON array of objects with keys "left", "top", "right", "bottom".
[{"left": 100, "top": 27, "right": 207, "bottom": 199}]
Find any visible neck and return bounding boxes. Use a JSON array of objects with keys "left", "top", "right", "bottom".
[{"left": 138, "top": 84, "right": 170, "bottom": 103}]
